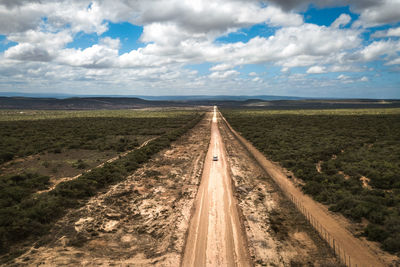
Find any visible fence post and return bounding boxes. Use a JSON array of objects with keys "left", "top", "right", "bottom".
[{"left": 286, "top": 185, "right": 349, "bottom": 267}]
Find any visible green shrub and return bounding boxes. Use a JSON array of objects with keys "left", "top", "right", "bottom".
[
  {"left": 0, "top": 152, "right": 14, "bottom": 163},
  {"left": 74, "top": 159, "right": 88, "bottom": 169},
  {"left": 365, "top": 223, "right": 389, "bottom": 242},
  {"left": 383, "top": 235, "right": 400, "bottom": 253}
]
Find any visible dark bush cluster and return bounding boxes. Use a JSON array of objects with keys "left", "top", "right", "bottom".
[
  {"left": 0, "top": 113, "right": 203, "bottom": 255},
  {"left": 0, "top": 173, "right": 50, "bottom": 210},
  {"left": 222, "top": 109, "right": 400, "bottom": 254}
]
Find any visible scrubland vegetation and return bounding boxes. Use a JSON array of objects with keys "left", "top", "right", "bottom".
[
  {"left": 0, "top": 109, "right": 197, "bottom": 121},
  {"left": 222, "top": 108, "right": 400, "bottom": 254},
  {"left": 0, "top": 110, "right": 199, "bottom": 164},
  {"left": 0, "top": 110, "right": 203, "bottom": 255}
]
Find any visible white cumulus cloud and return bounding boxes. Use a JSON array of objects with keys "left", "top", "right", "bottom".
[
  {"left": 372, "top": 26, "right": 400, "bottom": 38},
  {"left": 209, "top": 70, "right": 239, "bottom": 79},
  {"left": 307, "top": 66, "right": 327, "bottom": 74},
  {"left": 331, "top": 14, "right": 351, "bottom": 28}
]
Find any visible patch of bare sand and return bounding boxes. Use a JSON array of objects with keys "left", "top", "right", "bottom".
[
  {"left": 218, "top": 119, "right": 338, "bottom": 267},
  {"left": 11, "top": 113, "right": 211, "bottom": 267}
]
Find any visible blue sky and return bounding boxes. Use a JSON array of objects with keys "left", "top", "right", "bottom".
[
  {"left": 64, "top": 22, "right": 145, "bottom": 54},
  {"left": 0, "top": 0, "right": 399, "bottom": 98}
]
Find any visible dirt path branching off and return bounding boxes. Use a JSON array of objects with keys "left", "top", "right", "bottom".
[{"left": 37, "top": 137, "right": 158, "bottom": 194}]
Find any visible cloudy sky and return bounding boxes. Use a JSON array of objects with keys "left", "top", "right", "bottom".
[{"left": 0, "top": 0, "right": 400, "bottom": 98}]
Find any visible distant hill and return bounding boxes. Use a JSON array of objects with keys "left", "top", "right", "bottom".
[
  {"left": 1, "top": 96, "right": 399, "bottom": 110},
  {"left": 0, "top": 92, "right": 304, "bottom": 101},
  {"left": 238, "top": 99, "right": 400, "bottom": 110},
  {"left": 0, "top": 97, "right": 175, "bottom": 110},
  {"left": 138, "top": 95, "right": 305, "bottom": 101}
]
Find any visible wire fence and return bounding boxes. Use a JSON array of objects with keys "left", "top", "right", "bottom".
[{"left": 288, "top": 192, "right": 356, "bottom": 267}]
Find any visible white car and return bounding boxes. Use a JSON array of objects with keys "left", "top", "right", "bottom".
[{"left": 213, "top": 155, "right": 218, "bottom": 161}]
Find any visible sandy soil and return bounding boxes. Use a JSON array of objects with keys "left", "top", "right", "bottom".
[
  {"left": 182, "top": 107, "right": 251, "bottom": 266},
  {"left": 220, "top": 111, "right": 392, "bottom": 267},
  {"left": 9, "top": 113, "right": 211, "bottom": 266},
  {"left": 218, "top": 111, "right": 339, "bottom": 267}
]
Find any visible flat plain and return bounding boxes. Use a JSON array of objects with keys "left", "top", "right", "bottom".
[{"left": 1, "top": 106, "right": 399, "bottom": 266}]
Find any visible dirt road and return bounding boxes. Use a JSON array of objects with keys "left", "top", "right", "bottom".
[
  {"left": 182, "top": 107, "right": 251, "bottom": 267},
  {"left": 220, "top": 111, "right": 386, "bottom": 267}
]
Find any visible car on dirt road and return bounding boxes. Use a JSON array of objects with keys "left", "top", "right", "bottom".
[{"left": 213, "top": 155, "right": 218, "bottom": 161}]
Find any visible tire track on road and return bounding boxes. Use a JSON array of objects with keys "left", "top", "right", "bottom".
[{"left": 182, "top": 107, "right": 251, "bottom": 267}]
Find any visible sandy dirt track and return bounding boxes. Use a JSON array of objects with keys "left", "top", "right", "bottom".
[
  {"left": 182, "top": 107, "right": 251, "bottom": 267},
  {"left": 220, "top": 111, "right": 386, "bottom": 267}
]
